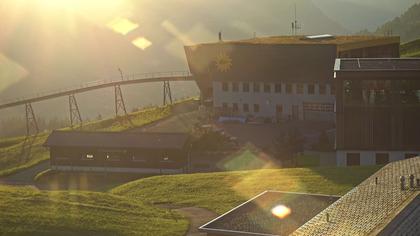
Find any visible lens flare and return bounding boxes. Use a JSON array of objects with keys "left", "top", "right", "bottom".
[
  {"left": 107, "top": 17, "right": 139, "bottom": 35},
  {"left": 271, "top": 205, "right": 291, "bottom": 219},
  {"left": 132, "top": 37, "right": 152, "bottom": 50}
]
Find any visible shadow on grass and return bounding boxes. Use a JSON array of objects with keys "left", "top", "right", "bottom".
[{"left": 308, "top": 165, "right": 382, "bottom": 186}]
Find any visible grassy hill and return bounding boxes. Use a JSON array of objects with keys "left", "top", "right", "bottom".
[
  {"left": 0, "top": 166, "right": 380, "bottom": 235},
  {"left": 112, "top": 166, "right": 380, "bottom": 214},
  {"left": 401, "top": 38, "right": 420, "bottom": 57},
  {"left": 0, "top": 106, "right": 171, "bottom": 177},
  {"left": 0, "top": 185, "right": 187, "bottom": 236}
]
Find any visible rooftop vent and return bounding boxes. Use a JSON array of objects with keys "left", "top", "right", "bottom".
[{"left": 304, "top": 34, "right": 335, "bottom": 40}]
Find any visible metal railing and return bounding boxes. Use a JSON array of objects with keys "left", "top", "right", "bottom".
[{"left": 0, "top": 71, "right": 193, "bottom": 109}]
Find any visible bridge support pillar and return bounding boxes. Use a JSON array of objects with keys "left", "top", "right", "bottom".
[
  {"left": 25, "top": 103, "right": 39, "bottom": 136},
  {"left": 163, "top": 81, "right": 173, "bottom": 106},
  {"left": 114, "top": 85, "right": 133, "bottom": 125},
  {"left": 69, "top": 94, "right": 82, "bottom": 128}
]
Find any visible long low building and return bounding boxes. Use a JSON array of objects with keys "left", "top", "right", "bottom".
[
  {"left": 43, "top": 130, "right": 190, "bottom": 174},
  {"left": 185, "top": 35, "right": 400, "bottom": 122}
]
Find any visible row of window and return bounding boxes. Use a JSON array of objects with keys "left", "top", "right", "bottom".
[
  {"left": 57, "top": 153, "right": 174, "bottom": 163},
  {"left": 222, "top": 102, "right": 334, "bottom": 113},
  {"left": 346, "top": 153, "right": 418, "bottom": 166},
  {"left": 221, "top": 82, "right": 335, "bottom": 95},
  {"left": 222, "top": 103, "right": 284, "bottom": 113}
]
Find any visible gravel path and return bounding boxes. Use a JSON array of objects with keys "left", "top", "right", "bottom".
[{"left": 0, "top": 160, "right": 49, "bottom": 186}]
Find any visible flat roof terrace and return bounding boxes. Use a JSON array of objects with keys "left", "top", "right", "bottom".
[
  {"left": 334, "top": 58, "right": 420, "bottom": 80},
  {"left": 191, "top": 35, "right": 400, "bottom": 52},
  {"left": 335, "top": 58, "right": 420, "bottom": 72},
  {"left": 200, "top": 191, "right": 339, "bottom": 236}
]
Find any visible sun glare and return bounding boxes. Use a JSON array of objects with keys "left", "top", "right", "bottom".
[
  {"left": 30, "top": 0, "right": 128, "bottom": 26},
  {"left": 271, "top": 205, "right": 292, "bottom": 219}
]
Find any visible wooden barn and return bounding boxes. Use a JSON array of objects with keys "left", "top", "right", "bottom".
[{"left": 44, "top": 130, "right": 190, "bottom": 174}]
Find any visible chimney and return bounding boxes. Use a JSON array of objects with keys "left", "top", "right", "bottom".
[
  {"left": 219, "top": 31, "right": 222, "bottom": 42},
  {"left": 409, "top": 174, "right": 415, "bottom": 189},
  {"left": 400, "top": 176, "right": 406, "bottom": 190}
]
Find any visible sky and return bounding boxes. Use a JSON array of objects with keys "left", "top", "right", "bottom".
[{"left": 0, "top": 0, "right": 418, "bottom": 123}]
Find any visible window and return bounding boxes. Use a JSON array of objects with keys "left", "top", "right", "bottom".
[
  {"left": 308, "top": 84, "right": 315, "bottom": 95},
  {"left": 85, "top": 154, "right": 94, "bottom": 160},
  {"left": 286, "top": 83, "right": 293, "bottom": 94},
  {"left": 296, "top": 83, "right": 304, "bottom": 94},
  {"left": 243, "top": 104, "right": 249, "bottom": 112},
  {"left": 222, "top": 103, "right": 228, "bottom": 111},
  {"left": 253, "top": 83, "right": 260, "bottom": 93},
  {"left": 106, "top": 154, "right": 122, "bottom": 161},
  {"left": 319, "top": 84, "right": 326, "bottom": 95},
  {"left": 276, "top": 104, "right": 283, "bottom": 113},
  {"left": 275, "top": 84, "right": 282, "bottom": 93},
  {"left": 133, "top": 156, "right": 147, "bottom": 162},
  {"left": 222, "top": 82, "right": 229, "bottom": 92},
  {"left": 346, "top": 153, "right": 360, "bottom": 166},
  {"left": 232, "top": 82, "right": 239, "bottom": 92},
  {"left": 405, "top": 153, "right": 418, "bottom": 159},
  {"left": 264, "top": 83, "right": 271, "bottom": 93},
  {"left": 303, "top": 103, "right": 334, "bottom": 112},
  {"left": 161, "top": 154, "right": 173, "bottom": 163},
  {"left": 243, "top": 82, "right": 250, "bottom": 92},
  {"left": 232, "top": 103, "right": 239, "bottom": 112},
  {"left": 375, "top": 153, "right": 389, "bottom": 165},
  {"left": 254, "top": 104, "right": 260, "bottom": 113}
]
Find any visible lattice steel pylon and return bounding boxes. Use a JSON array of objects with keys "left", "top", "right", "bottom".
[
  {"left": 163, "top": 81, "right": 173, "bottom": 106},
  {"left": 21, "top": 103, "right": 39, "bottom": 158},
  {"left": 25, "top": 103, "right": 39, "bottom": 136},
  {"left": 69, "top": 94, "right": 82, "bottom": 128},
  {"left": 114, "top": 85, "right": 133, "bottom": 126}
]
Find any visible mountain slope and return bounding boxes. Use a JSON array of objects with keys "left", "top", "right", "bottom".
[
  {"left": 374, "top": 3, "right": 420, "bottom": 42},
  {"left": 401, "top": 38, "right": 420, "bottom": 57}
]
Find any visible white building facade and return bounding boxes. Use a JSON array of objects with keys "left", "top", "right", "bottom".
[{"left": 213, "top": 81, "right": 336, "bottom": 122}]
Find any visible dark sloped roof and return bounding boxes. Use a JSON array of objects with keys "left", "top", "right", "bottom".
[
  {"left": 335, "top": 58, "right": 420, "bottom": 72},
  {"left": 199, "top": 191, "right": 339, "bottom": 236},
  {"left": 292, "top": 157, "right": 420, "bottom": 236},
  {"left": 185, "top": 43, "right": 337, "bottom": 83},
  {"left": 44, "top": 130, "right": 189, "bottom": 149}
]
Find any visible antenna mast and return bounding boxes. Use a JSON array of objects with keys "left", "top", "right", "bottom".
[{"left": 291, "top": 3, "right": 301, "bottom": 35}]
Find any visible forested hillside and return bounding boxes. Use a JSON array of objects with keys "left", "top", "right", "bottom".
[{"left": 375, "top": 3, "right": 420, "bottom": 42}]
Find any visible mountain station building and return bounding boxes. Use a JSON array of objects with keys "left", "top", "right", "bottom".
[{"left": 185, "top": 35, "right": 400, "bottom": 122}]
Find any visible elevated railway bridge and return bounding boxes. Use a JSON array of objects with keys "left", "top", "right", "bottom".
[{"left": 0, "top": 71, "right": 195, "bottom": 136}]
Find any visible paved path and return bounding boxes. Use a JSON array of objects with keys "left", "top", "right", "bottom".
[
  {"left": 0, "top": 160, "right": 49, "bottom": 186},
  {"left": 175, "top": 207, "right": 219, "bottom": 236}
]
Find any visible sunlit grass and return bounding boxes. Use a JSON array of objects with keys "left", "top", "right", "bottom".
[
  {"left": 0, "top": 185, "right": 188, "bottom": 235},
  {"left": 112, "top": 166, "right": 380, "bottom": 214}
]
